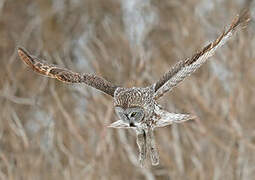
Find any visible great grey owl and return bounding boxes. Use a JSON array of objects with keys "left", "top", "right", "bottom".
[{"left": 18, "top": 11, "right": 250, "bottom": 167}]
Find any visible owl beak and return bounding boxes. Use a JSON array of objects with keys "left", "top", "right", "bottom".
[{"left": 129, "top": 122, "right": 136, "bottom": 127}]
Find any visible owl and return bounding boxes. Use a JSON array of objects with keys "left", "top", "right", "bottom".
[{"left": 18, "top": 11, "right": 249, "bottom": 167}]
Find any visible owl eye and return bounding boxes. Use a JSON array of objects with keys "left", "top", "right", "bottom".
[{"left": 130, "top": 112, "right": 137, "bottom": 118}]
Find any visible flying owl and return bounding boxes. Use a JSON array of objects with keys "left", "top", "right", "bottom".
[{"left": 17, "top": 11, "right": 250, "bottom": 167}]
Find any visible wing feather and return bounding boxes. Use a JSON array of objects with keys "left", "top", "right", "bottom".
[
  {"left": 153, "top": 10, "right": 250, "bottom": 100},
  {"left": 18, "top": 48, "right": 118, "bottom": 96}
]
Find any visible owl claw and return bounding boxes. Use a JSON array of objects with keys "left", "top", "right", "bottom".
[
  {"left": 151, "top": 156, "right": 159, "bottom": 166},
  {"left": 149, "top": 143, "right": 159, "bottom": 166},
  {"left": 139, "top": 153, "right": 146, "bottom": 167}
]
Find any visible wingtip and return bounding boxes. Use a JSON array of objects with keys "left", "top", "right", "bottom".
[
  {"left": 239, "top": 9, "right": 251, "bottom": 28},
  {"left": 17, "top": 46, "right": 25, "bottom": 51},
  {"left": 189, "top": 114, "right": 197, "bottom": 120},
  {"left": 107, "top": 125, "right": 115, "bottom": 128},
  {"left": 17, "top": 47, "right": 35, "bottom": 67},
  {"left": 231, "top": 9, "right": 251, "bottom": 30},
  {"left": 17, "top": 46, "right": 26, "bottom": 54},
  {"left": 17, "top": 47, "right": 29, "bottom": 59},
  {"left": 239, "top": 9, "right": 250, "bottom": 20}
]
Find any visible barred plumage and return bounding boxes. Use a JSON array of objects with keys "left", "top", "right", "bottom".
[
  {"left": 18, "top": 48, "right": 118, "bottom": 96},
  {"left": 153, "top": 10, "right": 250, "bottom": 100},
  {"left": 18, "top": 11, "right": 250, "bottom": 167}
]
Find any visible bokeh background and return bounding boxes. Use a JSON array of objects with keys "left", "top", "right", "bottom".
[{"left": 1, "top": 0, "right": 255, "bottom": 179}]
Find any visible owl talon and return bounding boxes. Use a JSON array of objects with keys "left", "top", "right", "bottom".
[
  {"left": 139, "top": 153, "right": 146, "bottom": 167},
  {"left": 150, "top": 149, "right": 159, "bottom": 166}
]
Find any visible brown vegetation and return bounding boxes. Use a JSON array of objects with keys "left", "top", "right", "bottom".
[{"left": 0, "top": 0, "right": 255, "bottom": 179}]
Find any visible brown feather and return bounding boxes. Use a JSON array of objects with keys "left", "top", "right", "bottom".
[
  {"left": 153, "top": 11, "right": 250, "bottom": 99},
  {"left": 18, "top": 47, "right": 118, "bottom": 97}
]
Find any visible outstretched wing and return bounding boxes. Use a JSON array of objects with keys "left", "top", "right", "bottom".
[
  {"left": 18, "top": 48, "right": 118, "bottom": 97},
  {"left": 153, "top": 10, "right": 250, "bottom": 100}
]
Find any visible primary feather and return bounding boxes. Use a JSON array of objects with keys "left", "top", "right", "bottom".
[
  {"left": 18, "top": 47, "right": 118, "bottom": 96},
  {"left": 153, "top": 10, "right": 250, "bottom": 100}
]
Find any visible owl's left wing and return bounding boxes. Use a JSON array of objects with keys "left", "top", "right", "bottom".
[
  {"left": 153, "top": 105, "right": 195, "bottom": 128},
  {"left": 153, "top": 11, "right": 250, "bottom": 100}
]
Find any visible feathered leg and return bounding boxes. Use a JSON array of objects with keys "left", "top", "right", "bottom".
[
  {"left": 146, "top": 128, "right": 159, "bottom": 165},
  {"left": 136, "top": 128, "right": 146, "bottom": 167}
]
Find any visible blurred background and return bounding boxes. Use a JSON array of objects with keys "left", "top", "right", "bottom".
[{"left": 0, "top": 0, "right": 255, "bottom": 179}]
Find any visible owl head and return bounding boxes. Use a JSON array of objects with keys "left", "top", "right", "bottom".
[{"left": 109, "top": 86, "right": 155, "bottom": 128}]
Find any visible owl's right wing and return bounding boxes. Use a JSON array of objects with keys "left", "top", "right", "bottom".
[
  {"left": 18, "top": 48, "right": 118, "bottom": 97},
  {"left": 153, "top": 10, "right": 250, "bottom": 100}
]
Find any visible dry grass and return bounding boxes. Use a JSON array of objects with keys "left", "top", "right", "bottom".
[{"left": 1, "top": 0, "right": 255, "bottom": 179}]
